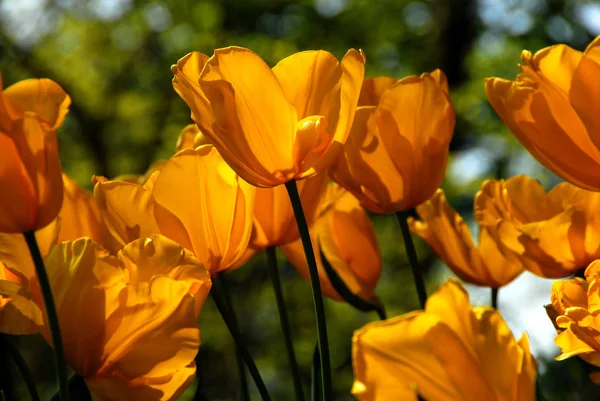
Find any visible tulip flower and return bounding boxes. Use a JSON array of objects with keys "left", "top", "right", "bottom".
[
  {"left": 172, "top": 47, "right": 365, "bottom": 187},
  {"left": 0, "top": 74, "right": 70, "bottom": 233},
  {"left": 175, "top": 123, "right": 210, "bottom": 152},
  {"left": 352, "top": 279, "right": 537, "bottom": 401},
  {"left": 282, "top": 183, "right": 382, "bottom": 302},
  {"left": 474, "top": 175, "right": 600, "bottom": 278},
  {"left": 0, "top": 174, "right": 106, "bottom": 334},
  {"left": 486, "top": 35, "right": 600, "bottom": 190},
  {"left": 94, "top": 145, "right": 255, "bottom": 273},
  {"left": 41, "top": 235, "right": 211, "bottom": 400},
  {"left": 330, "top": 69, "right": 455, "bottom": 214},
  {"left": 408, "top": 189, "right": 524, "bottom": 288},
  {"left": 550, "top": 260, "right": 600, "bottom": 382}
]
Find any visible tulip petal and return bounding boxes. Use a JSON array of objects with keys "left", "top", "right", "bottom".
[
  {"left": 93, "top": 176, "right": 160, "bottom": 254},
  {"left": 3, "top": 78, "right": 71, "bottom": 129},
  {"left": 199, "top": 47, "right": 298, "bottom": 186},
  {"left": 570, "top": 43, "right": 600, "bottom": 151},
  {"left": 59, "top": 174, "right": 104, "bottom": 244},
  {"left": 358, "top": 77, "right": 397, "bottom": 107},
  {"left": 152, "top": 146, "right": 254, "bottom": 273},
  {"left": 0, "top": 134, "right": 37, "bottom": 232}
]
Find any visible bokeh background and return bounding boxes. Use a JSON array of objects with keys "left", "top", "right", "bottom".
[{"left": 1, "top": 0, "right": 600, "bottom": 399}]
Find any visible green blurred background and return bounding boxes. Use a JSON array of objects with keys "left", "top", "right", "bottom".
[{"left": 1, "top": 0, "right": 600, "bottom": 399}]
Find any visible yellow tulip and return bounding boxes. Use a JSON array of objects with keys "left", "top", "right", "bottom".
[
  {"left": 94, "top": 145, "right": 255, "bottom": 273},
  {"left": 281, "top": 183, "right": 382, "bottom": 302},
  {"left": 352, "top": 279, "right": 537, "bottom": 401},
  {"left": 0, "top": 174, "right": 106, "bottom": 334},
  {"left": 551, "top": 260, "right": 600, "bottom": 383},
  {"left": 474, "top": 175, "right": 600, "bottom": 278},
  {"left": 330, "top": 70, "right": 455, "bottom": 213},
  {"left": 251, "top": 173, "right": 328, "bottom": 250},
  {"left": 0, "top": 74, "right": 70, "bottom": 233},
  {"left": 408, "top": 189, "right": 524, "bottom": 288},
  {"left": 41, "top": 235, "right": 211, "bottom": 400},
  {"left": 486, "top": 35, "right": 600, "bottom": 190},
  {"left": 172, "top": 47, "right": 365, "bottom": 187}
]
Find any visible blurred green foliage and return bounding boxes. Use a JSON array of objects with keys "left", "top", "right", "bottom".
[{"left": 2, "top": 0, "right": 600, "bottom": 399}]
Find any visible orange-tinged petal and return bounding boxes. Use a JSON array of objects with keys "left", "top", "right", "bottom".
[
  {"left": 358, "top": 77, "right": 397, "bottom": 106},
  {"left": 86, "top": 362, "right": 196, "bottom": 401},
  {"left": 293, "top": 115, "right": 332, "bottom": 176},
  {"left": 3, "top": 78, "right": 71, "bottom": 130},
  {"left": 175, "top": 123, "right": 200, "bottom": 152},
  {"left": 59, "top": 174, "right": 104, "bottom": 244},
  {"left": 251, "top": 172, "right": 327, "bottom": 249},
  {"left": 152, "top": 146, "right": 255, "bottom": 273},
  {"left": 171, "top": 52, "right": 214, "bottom": 137},
  {"left": 551, "top": 277, "right": 588, "bottom": 316},
  {"left": 0, "top": 274, "right": 43, "bottom": 334},
  {"left": 198, "top": 47, "right": 298, "bottom": 187},
  {"left": 570, "top": 41, "right": 600, "bottom": 150},
  {"left": 0, "top": 134, "right": 37, "bottom": 232},
  {"left": 93, "top": 175, "right": 160, "bottom": 254},
  {"left": 352, "top": 312, "right": 460, "bottom": 401}
]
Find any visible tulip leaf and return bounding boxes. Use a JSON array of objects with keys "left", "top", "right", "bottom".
[{"left": 320, "top": 250, "right": 387, "bottom": 320}]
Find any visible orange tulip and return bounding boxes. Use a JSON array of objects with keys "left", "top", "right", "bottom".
[
  {"left": 352, "top": 279, "right": 537, "bottom": 401},
  {"left": 175, "top": 123, "right": 209, "bottom": 152},
  {"left": 172, "top": 47, "right": 365, "bottom": 187},
  {"left": 330, "top": 70, "right": 455, "bottom": 213},
  {"left": 486, "top": 35, "right": 600, "bottom": 190},
  {"left": 282, "top": 183, "right": 382, "bottom": 302},
  {"left": 408, "top": 189, "right": 524, "bottom": 287},
  {"left": 0, "top": 174, "right": 105, "bottom": 334},
  {"left": 42, "top": 235, "right": 211, "bottom": 400},
  {"left": 475, "top": 175, "right": 600, "bottom": 278},
  {"left": 551, "top": 260, "right": 600, "bottom": 383},
  {"left": 0, "top": 74, "right": 70, "bottom": 233},
  {"left": 94, "top": 145, "right": 255, "bottom": 273}
]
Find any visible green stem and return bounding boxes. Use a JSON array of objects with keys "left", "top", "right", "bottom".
[
  {"left": 491, "top": 288, "right": 499, "bottom": 309},
  {"left": 395, "top": 212, "right": 427, "bottom": 309},
  {"left": 211, "top": 279, "right": 271, "bottom": 400},
  {"left": 3, "top": 336, "right": 40, "bottom": 401},
  {"left": 285, "top": 180, "right": 331, "bottom": 401},
  {"left": 266, "top": 247, "right": 305, "bottom": 401},
  {"left": 218, "top": 274, "right": 250, "bottom": 401},
  {"left": 23, "top": 231, "right": 69, "bottom": 401}
]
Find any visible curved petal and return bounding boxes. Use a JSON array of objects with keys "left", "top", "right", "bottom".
[
  {"left": 152, "top": 146, "right": 255, "bottom": 273},
  {"left": 59, "top": 174, "right": 104, "bottom": 244},
  {"left": 358, "top": 77, "right": 397, "bottom": 107},
  {"left": 570, "top": 41, "right": 600, "bottom": 151},
  {"left": 199, "top": 47, "right": 298, "bottom": 187}
]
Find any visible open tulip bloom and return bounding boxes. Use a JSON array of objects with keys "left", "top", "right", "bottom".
[{"left": 4, "top": 33, "right": 600, "bottom": 401}]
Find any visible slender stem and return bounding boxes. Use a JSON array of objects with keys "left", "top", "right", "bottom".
[
  {"left": 211, "top": 280, "right": 271, "bottom": 400},
  {"left": 395, "top": 212, "right": 427, "bottom": 309},
  {"left": 3, "top": 336, "right": 41, "bottom": 401},
  {"left": 491, "top": 288, "right": 499, "bottom": 309},
  {"left": 266, "top": 247, "right": 305, "bottom": 401},
  {"left": 218, "top": 274, "right": 250, "bottom": 401},
  {"left": 375, "top": 308, "right": 387, "bottom": 321},
  {"left": 23, "top": 231, "right": 69, "bottom": 401},
  {"left": 285, "top": 180, "right": 331, "bottom": 401}
]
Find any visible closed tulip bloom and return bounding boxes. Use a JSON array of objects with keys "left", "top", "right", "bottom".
[
  {"left": 42, "top": 235, "right": 211, "bottom": 400},
  {"left": 475, "top": 175, "right": 600, "bottom": 278},
  {"left": 172, "top": 47, "right": 365, "bottom": 187},
  {"left": 331, "top": 70, "right": 455, "bottom": 213},
  {"left": 0, "top": 75, "right": 70, "bottom": 233},
  {"left": 94, "top": 145, "right": 255, "bottom": 273},
  {"left": 408, "top": 189, "right": 524, "bottom": 288},
  {"left": 352, "top": 279, "right": 537, "bottom": 401},
  {"left": 282, "top": 183, "right": 382, "bottom": 302},
  {"left": 251, "top": 173, "right": 328, "bottom": 250},
  {"left": 551, "top": 260, "right": 600, "bottom": 382},
  {"left": 486, "top": 35, "right": 600, "bottom": 190}
]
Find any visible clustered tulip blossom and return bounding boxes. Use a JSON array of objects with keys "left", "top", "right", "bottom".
[{"left": 1, "top": 32, "right": 600, "bottom": 401}]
